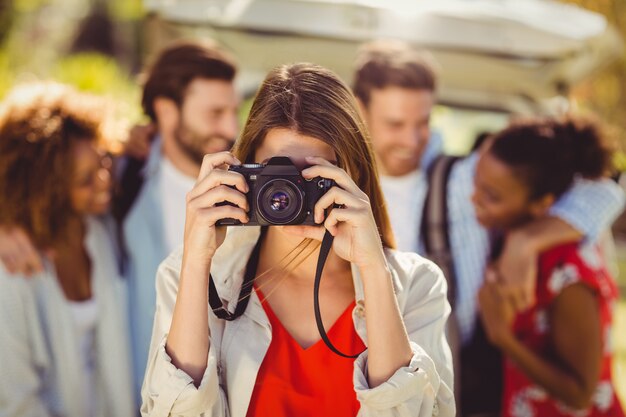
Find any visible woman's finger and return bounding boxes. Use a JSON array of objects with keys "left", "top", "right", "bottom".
[
  {"left": 323, "top": 207, "right": 361, "bottom": 236},
  {"left": 188, "top": 169, "right": 248, "bottom": 200},
  {"left": 313, "top": 187, "right": 364, "bottom": 223},
  {"left": 200, "top": 205, "right": 249, "bottom": 226},
  {"left": 197, "top": 151, "right": 241, "bottom": 182},
  {"left": 302, "top": 157, "right": 363, "bottom": 196},
  {"left": 188, "top": 185, "right": 249, "bottom": 212}
]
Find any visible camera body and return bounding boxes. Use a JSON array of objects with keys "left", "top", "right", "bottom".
[{"left": 216, "top": 156, "right": 334, "bottom": 226}]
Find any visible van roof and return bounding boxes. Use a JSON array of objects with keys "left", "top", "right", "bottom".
[{"left": 145, "top": 0, "right": 622, "bottom": 112}]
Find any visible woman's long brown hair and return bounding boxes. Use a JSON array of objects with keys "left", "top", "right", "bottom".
[{"left": 232, "top": 63, "right": 395, "bottom": 249}]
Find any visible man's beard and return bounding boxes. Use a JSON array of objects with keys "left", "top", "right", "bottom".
[{"left": 173, "top": 121, "right": 235, "bottom": 166}]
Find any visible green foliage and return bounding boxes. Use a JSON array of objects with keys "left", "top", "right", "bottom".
[
  {"left": 13, "top": 0, "right": 48, "bottom": 13},
  {"left": 0, "top": 50, "right": 15, "bottom": 98},
  {"left": 53, "top": 52, "right": 143, "bottom": 123},
  {"left": 614, "top": 151, "right": 626, "bottom": 173},
  {"left": 108, "top": 0, "right": 144, "bottom": 21},
  {"left": 0, "top": 0, "right": 14, "bottom": 42},
  {"left": 54, "top": 53, "right": 131, "bottom": 95},
  {"left": 561, "top": 0, "right": 626, "bottom": 165},
  {"left": 0, "top": 0, "right": 147, "bottom": 121}
]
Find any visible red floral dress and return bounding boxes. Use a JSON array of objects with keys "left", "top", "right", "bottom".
[{"left": 502, "top": 242, "right": 624, "bottom": 417}]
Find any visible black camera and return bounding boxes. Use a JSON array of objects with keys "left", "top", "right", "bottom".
[{"left": 216, "top": 156, "right": 335, "bottom": 226}]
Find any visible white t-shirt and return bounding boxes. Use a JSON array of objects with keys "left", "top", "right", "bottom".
[
  {"left": 158, "top": 156, "right": 196, "bottom": 253},
  {"left": 68, "top": 297, "right": 98, "bottom": 417},
  {"left": 379, "top": 169, "right": 424, "bottom": 253}
]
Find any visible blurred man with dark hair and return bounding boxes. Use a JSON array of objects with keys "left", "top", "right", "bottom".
[{"left": 117, "top": 39, "right": 239, "bottom": 397}]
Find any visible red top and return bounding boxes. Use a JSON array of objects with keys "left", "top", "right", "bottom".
[
  {"left": 246, "top": 287, "right": 366, "bottom": 417},
  {"left": 502, "top": 242, "right": 624, "bottom": 417}
]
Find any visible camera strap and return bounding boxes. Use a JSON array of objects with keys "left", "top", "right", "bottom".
[
  {"left": 208, "top": 227, "right": 266, "bottom": 321},
  {"left": 208, "top": 227, "right": 365, "bottom": 358},
  {"left": 314, "top": 230, "right": 365, "bottom": 359}
]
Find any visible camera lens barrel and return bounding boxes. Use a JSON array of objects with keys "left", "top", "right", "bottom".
[{"left": 256, "top": 178, "right": 305, "bottom": 225}]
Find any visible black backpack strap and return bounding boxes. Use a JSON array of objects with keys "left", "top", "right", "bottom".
[
  {"left": 420, "top": 154, "right": 462, "bottom": 306},
  {"left": 113, "top": 156, "right": 147, "bottom": 224},
  {"left": 420, "top": 154, "right": 464, "bottom": 413},
  {"left": 112, "top": 156, "right": 148, "bottom": 271}
]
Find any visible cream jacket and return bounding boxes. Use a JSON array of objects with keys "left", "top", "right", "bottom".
[
  {"left": 0, "top": 217, "right": 135, "bottom": 417},
  {"left": 141, "top": 226, "right": 455, "bottom": 417}
]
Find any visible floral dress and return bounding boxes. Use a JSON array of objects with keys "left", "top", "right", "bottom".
[{"left": 502, "top": 242, "right": 624, "bottom": 417}]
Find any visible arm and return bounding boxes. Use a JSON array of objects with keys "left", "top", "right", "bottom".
[
  {"left": 0, "top": 273, "right": 52, "bottom": 417},
  {"left": 165, "top": 258, "right": 212, "bottom": 384},
  {"left": 498, "top": 178, "right": 625, "bottom": 310},
  {"left": 123, "top": 123, "right": 156, "bottom": 160},
  {"left": 354, "top": 259, "right": 456, "bottom": 417},
  {"left": 141, "top": 152, "right": 248, "bottom": 416},
  {"left": 550, "top": 177, "right": 625, "bottom": 242},
  {"left": 358, "top": 261, "right": 413, "bottom": 387},
  {"left": 165, "top": 151, "right": 248, "bottom": 383},
  {"left": 140, "top": 254, "right": 225, "bottom": 417},
  {"left": 479, "top": 282, "right": 602, "bottom": 410}
]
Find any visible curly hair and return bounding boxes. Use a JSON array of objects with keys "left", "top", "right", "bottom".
[
  {"left": 487, "top": 115, "right": 616, "bottom": 200},
  {"left": 0, "top": 82, "right": 117, "bottom": 249}
]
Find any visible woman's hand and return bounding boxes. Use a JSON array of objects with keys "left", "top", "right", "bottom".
[
  {"left": 0, "top": 226, "right": 45, "bottom": 276},
  {"left": 478, "top": 272, "right": 516, "bottom": 349},
  {"left": 497, "top": 229, "right": 538, "bottom": 312},
  {"left": 183, "top": 152, "right": 249, "bottom": 268},
  {"left": 123, "top": 123, "right": 156, "bottom": 160},
  {"left": 282, "top": 156, "right": 385, "bottom": 270}
]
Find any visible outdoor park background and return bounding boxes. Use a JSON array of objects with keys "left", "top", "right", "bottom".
[{"left": 0, "top": 0, "right": 624, "bottom": 404}]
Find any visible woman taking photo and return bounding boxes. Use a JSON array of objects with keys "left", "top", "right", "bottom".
[
  {"left": 473, "top": 116, "right": 624, "bottom": 417},
  {"left": 0, "top": 83, "right": 135, "bottom": 417},
  {"left": 141, "top": 63, "right": 454, "bottom": 417}
]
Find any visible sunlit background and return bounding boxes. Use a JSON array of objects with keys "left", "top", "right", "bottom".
[{"left": 0, "top": 0, "right": 624, "bottom": 403}]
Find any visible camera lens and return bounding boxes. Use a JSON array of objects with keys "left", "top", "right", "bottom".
[
  {"left": 257, "top": 179, "right": 304, "bottom": 225},
  {"left": 270, "top": 191, "right": 290, "bottom": 211}
]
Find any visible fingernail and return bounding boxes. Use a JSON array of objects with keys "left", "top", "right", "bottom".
[{"left": 305, "top": 156, "right": 315, "bottom": 160}]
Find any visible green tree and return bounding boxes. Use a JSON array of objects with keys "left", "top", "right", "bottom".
[{"left": 561, "top": 0, "right": 626, "bottom": 154}]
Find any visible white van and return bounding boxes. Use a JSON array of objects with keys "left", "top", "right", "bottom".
[{"left": 143, "top": 0, "right": 621, "bottom": 153}]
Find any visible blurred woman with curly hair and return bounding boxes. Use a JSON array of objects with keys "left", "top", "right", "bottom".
[{"left": 0, "top": 82, "right": 135, "bottom": 417}]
